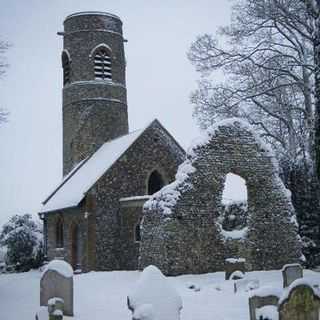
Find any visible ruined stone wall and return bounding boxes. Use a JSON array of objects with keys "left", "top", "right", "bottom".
[
  {"left": 140, "top": 119, "right": 302, "bottom": 275},
  {"left": 93, "top": 121, "right": 185, "bottom": 270}
]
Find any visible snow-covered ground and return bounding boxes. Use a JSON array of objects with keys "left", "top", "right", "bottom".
[{"left": 0, "top": 269, "right": 319, "bottom": 320}]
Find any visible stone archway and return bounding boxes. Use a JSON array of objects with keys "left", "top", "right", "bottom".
[{"left": 140, "top": 119, "right": 301, "bottom": 275}]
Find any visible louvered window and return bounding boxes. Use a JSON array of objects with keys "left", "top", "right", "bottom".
[{"left": 94, "top": 48, "right": 112, "bottom": 80}]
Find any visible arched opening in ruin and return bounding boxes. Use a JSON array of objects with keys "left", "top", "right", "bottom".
[
  {"left": 147, "top": 170, "right": 165, "bottom": 195},
  {"left": 221, "top": 173, "right": 248, "bottom": 232},
  {"left": 222, "top": 173, "right": 248, "bottom": 205}
]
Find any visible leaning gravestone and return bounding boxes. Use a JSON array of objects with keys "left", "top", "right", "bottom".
[
  {"left": 40, "top": 260, "right": 74, "bottom": 316},
  {"left": 282, "top": 264, "right": 303, "bottom": 288},
  {"left": 128, "top": 265, "right": 183, "bottom": 320},
  {"left": 278, "top": 280, "right": 320, "bottom": 320},
  {"left": 225, "top": 258, "right": 246, "bottom": 280}
]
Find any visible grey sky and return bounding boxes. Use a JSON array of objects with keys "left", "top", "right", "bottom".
[{"left": 0, "top": 0, "right": 231, "bottom": 226}]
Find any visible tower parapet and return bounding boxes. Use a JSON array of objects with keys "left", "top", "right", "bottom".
[{"left": 62, "top": 11, "right": 129, "bottom": 175}]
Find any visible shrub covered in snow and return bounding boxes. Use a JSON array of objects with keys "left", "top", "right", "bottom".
[
  {"left": 128, "top": 265, "right": 183, "bottom": 320},
  {"left": 0, "top": 214, "right": 44, "bottom": 272}
]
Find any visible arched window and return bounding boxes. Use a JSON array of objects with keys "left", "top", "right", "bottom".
[
  {"left": 147, "top": 170, "right": 165, "bottom": 195},
  {"left": 62, "top": 51, "right": 71, "bottom": 85},
  {"left": 94, "top": 47, "right": 112, "bottom": 80},
  {"left": 55, "top": 218, "right": 64, "bottom": 248},
  {"left": 135, "top": 223, "right": 141, "bottom": 242}
]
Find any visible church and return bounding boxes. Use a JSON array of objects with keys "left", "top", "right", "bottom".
[{"left": 39, "top": 11, "right": 185, "bottom": 272}]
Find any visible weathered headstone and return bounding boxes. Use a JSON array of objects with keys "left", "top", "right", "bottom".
[
  {"left": 249, "top": 287, "right": 281, "bottom": 320},
  {"left": 40, "top": 260, "right": 73, "bottom": 316},
  {"left": 281, "top": 264, "right": 303, "bottom": 288},
  {"left": 278, "top": 281, "right": 320, "bottom": 320},
  {"left": 225, "top": 258, "right": 246, "bottom": 280},
  {"left": 128, "top": 265, "right": 182, "bottom": 320}
]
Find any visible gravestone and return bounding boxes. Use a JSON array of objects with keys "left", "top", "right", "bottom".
[
  {"left": 225, "top": 258, "right": 246, "bottom": 280},
  {"left": 249, "top": 287, "right": 281, "bottom": 320},
  {"left": 278, "top": 282, "right": 320, "bottom": 320},
  {"left": 40, "top": 260, "right": 73, "bottom": 316},
  {"left": 282, "top": 264, "right": 303, "bottom": 288},
  {"left": 128, "top": 265, "right": 182, "bottom": 320}
]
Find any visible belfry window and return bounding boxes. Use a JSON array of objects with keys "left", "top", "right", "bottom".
[
  {"left": 94, "top": 47, "right": 112, "bottom": 80},
  {"left": 147, "top": 170, "right": 165, "bottom": 195},
  {"left": 62, "top": 51, "right": 70, "bottom": 85},
  {"left": 56, "top": 218, "right": 64, "bottom": 248}
]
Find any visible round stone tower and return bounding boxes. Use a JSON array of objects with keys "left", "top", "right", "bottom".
[{"left": 61, "top": 11, "right": 129, "bottom": 175}]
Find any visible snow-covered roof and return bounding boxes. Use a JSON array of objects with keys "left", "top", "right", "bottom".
[
  {"left": 64, "top": 11, "right": 121, "bottom": 22},
  {"left": 41, "top": 127, "right": 145, "bottom": 213}
]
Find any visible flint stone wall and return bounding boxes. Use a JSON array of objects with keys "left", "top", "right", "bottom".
[
  {"left": 140, "top": 119, "right": 301, "bottom": 275},
  {"left": 44, "top": 120, "right": 184, "bottom": 272}
]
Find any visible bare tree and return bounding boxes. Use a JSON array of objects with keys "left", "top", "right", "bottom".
[
  {"left": 300, "top": 0, "right": 320, "bottom": 178},
  {"left": 0, "top": 39, "right": 9, "bottom": 123},
  {"left": 188, "top": 0, "right": 314, "bottom": 167},
  {"left": 188, "top": 0, "right": 320, "bottom": 266}
]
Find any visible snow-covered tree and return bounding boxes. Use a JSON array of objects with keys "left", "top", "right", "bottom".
[
  {"left": 301, "top": 0, "right": 320, "bottom": 178},
  {"left": 0, "top": 214, "right": 44, "bottom": 271},
  {"left": 188, "top": 0, "right": 320, "bottom": 266},
  {"left": 188, "top": 0, "right": 314, "bottom": 167}
]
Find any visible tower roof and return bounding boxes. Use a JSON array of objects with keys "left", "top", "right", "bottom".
[{"left": 64, "top": 11, "right": 122, "bottom": 23}]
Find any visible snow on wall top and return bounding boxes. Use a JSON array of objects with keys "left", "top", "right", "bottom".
[
  {"left": 144, "top": 117, "right": 278, "bottom": 215},
  {"left": 42, "top": 259, "right": 73, "bottom": 278},
  {"left": 40, "top": 127, "right": 145, "bottom": 213},
  {"left": 128, "top": 265, "right": 182, "bottom": 320}
]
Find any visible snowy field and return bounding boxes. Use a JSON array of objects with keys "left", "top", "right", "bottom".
[{"left": 0, "top": 269, "right": 319, "bottom": 320}]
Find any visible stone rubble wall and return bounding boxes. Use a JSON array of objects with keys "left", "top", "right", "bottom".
[{"left": 140, "top": 119, "right": 302, "bottom": 275}]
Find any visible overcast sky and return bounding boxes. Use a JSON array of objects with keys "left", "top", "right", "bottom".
[{"left": 0, "top": 0, "right": 233, "bottom": 226}]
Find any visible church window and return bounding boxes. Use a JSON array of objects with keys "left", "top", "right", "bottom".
[
  {"left": 135, "top": 223, "right": 141, "bottom": 242},
  {"left": 147, "top": 170, "right": 165, "bottom": 195},
  {"left": 94, "top": 47, "right": 112, "bottom": 80},
  {"left": 62, "top": 51, "right": 71, "bottom": 85},
  {"left": 55, "top": 217, "right": 64, "bottom": 248}
]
